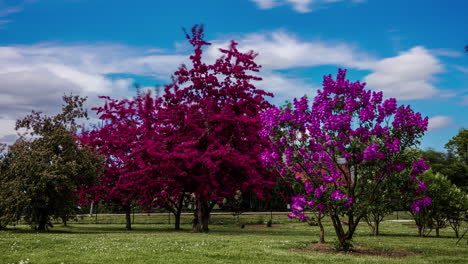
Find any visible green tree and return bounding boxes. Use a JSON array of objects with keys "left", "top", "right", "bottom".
[
  {"left": 446, "top": 128, "right": 468, "bottom": 165},
  {"left": 412, "top": 170, "right": 468, "bottom": 237},
  {"left": 420, "top": 147, "right": 468, "bottom": 191},
  {"left": 363, "top": 178, "right": 402, "bottom": 236},
  {"left": 0, "top": 95, "right": 102, "bottom": 231}
]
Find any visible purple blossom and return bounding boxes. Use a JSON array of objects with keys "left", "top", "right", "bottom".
[
  {"left": 385, "top": 138, "right": 400, "bottom": 153},
  {"left": 305, "top": 181, "right": 314, "bottom": 194},
  {"left": 344, "top": 197, "right": 353, "bottom": 208},
  {"left": 410, "top": 196, "right": 432, "bottom": 212},
  {"left": 411, "top": 158, "right": 430, "bottom": 183},
  {"left": 331, "top": 189, "right": 347, "bottom": 200},
  {"left": 363, "top": 143, "right": 385, "bottom": 161},
  {"left": 416, "top": 180, "right": 427, "bottom": 195},
  {"left": 314, "top": 185, "right": 328, "bottom": 198}
]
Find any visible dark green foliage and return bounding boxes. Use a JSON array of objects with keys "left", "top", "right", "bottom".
[
  {"left": 420, "top": 147, "right": 468, "bottom": 191},
  {"left": 0, "top": 95, "right": 102, "bottom": 231}
]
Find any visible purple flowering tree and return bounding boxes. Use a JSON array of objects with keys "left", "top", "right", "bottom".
[{"left": 261, "top": 69, "right": 431, "bottom": 250}]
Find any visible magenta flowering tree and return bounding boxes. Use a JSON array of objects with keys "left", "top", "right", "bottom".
[
  {"left": 78, "top": 95, "right": 147, "bottom": 230},
  {"left": 78, "top": 25, "right": 278, "bottom": 232},
  {"left": 78, "top": 92, "right": 189, "bottom": 230},
  {"left": 158, "top": 25, "right": 278, "bottom": 232},
  {"left": 261, "top": 69, "right": 430, "bottom": 250}
]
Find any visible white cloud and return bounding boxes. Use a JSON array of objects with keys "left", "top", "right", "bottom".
[
  {"left": 254, "top": 71, "right": 318, "bottom": 102},
  {"left": 0, "top": 43, "right": 188, "bottom": 144},
  {"left": 0, "top": 29, "right": 454, "bottom": 143},
  {"left": 428, "top": 116, "right": 454, "bottom": 131},
  {"left": 364, "top": 46, "right": 444, "bottom": 100},
  {"left": 288, "top": 0, "right": 313, "bottom": 13},
  {"left": 250, "top": 0, "right": 278, "bottom": 9},
  {"left": 430, "top": 48, "right": 464, "bottom": 58},
  {"left": 250, "top": 0, "right": 364, "bottom": 13},
  {"left": 207, "top": 31, "right": 376, "bottom": 70},
  {"left": 204, "top": 30, "right": 375, "bottom": 102}
]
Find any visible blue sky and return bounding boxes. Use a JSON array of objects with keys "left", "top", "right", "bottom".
[{"left": 0, "top": 0, "right": 467, "bottom": 150}]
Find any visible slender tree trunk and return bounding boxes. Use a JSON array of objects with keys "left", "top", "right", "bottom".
[
  {"left": 124, "top": 205, "right": 132, "bottom": 230},
  {"left": 317, "top": 214, "right": 325, "bottom": 244},
  {"left": 173, "top": 193, "right": 185, "bottom": 230},
  {"left": 418, "top": 226, "right": 423, "bottom": 237},
  {"left": 192, "top": 209, "right": 199, "bottom": 232},
  {"left": 37, "top": 211, "right": 48, "bottom": 231},
  {"left": 373, "top": 220, "right": 380, "bottom": 236},
  {"left": 436, "top": 227, "right": 440, "bottom": 237},
  {"left": 174, "top": 211, "right": 181, "bottom": 230},
  {"left": 201, "top": 209, "right": 210, "bottom": 232},
  {"left": 62, "top": 216, "right": 68, "bottom": 227}
]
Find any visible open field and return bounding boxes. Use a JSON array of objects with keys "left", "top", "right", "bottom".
[{"left": 1, "top": 213, "right": 467, "bottom": 264}]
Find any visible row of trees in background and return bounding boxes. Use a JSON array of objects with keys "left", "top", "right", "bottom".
[{"left": 0, "top": 26, "right": 466, "bottom": 251}]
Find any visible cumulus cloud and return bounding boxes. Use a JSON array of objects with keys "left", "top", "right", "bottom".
[
  {"left": 254, "top": 71, "right": 318, "bottom": 102},
  {"left": 250, "top": 0, "right": 364, "bottom": 13},
  {"left": 428, "top": 116, "right": 453, "bottom": 131},
  {"left": 0, "top": 29, "right": 452, "bottom": 143},
  {"left": 205, "top": 30, "right": 375, "bottom": 103},
  {"left": 364, "top": 46, "right": 444, "bottom": 100},
  {"left": 0, "top": 43, "right": 189, "bottom": 144},
  {"left": 207, "top": 31, "right": 376, "bottom": 70}
]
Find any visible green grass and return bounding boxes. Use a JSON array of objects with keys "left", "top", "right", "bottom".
[{"left": 1, "top": 214, "right": 467, "bottom": 264}]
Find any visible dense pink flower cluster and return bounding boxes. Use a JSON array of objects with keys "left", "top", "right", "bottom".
[{"left": 260, "top": 68, "right": 430, "bottom": 224}]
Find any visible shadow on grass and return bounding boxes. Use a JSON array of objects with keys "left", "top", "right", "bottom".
[
  {"left": 4, "top": 224, "right": 312, "bottom": 237},
  {"left": 373, "top": 233, "right": 457, "bottom": 239}
]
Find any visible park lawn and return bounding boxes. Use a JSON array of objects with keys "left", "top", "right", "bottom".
[{"left": 0, "top": 216, "right": 467, "bottom": 264}]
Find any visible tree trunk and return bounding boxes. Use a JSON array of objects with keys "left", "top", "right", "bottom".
[
  {"left": 330, "top": 211, "right": 361, "bottom": 251},
  {"left": 317, "top": 215, "right": 325, "bottom": 244},
  {"left": 418, "top": 226, "right": 423, "bottom": 237},
  {"left": 192, "top": 209, "right": 199, "bottom": 232},
  {"left": 373, "top": 221, "right": 380, "bottom": 236},
  {"left": 37, "top": 212, "right": 48, "bottom": 231},
  {"left": 174, "top": 211, "right": 181, "bottom": 230},
  {"left": 193, "top": 200, "right": 212, "bottom": 233},
  {"left": 62, "top": 216, "right": 68, "bottom": 227},
  {"left": 330, "top": 214, "right": 350, "bottom": 251},
  {"left": 173, "top": 193, "right": 185, "bottom": 230},
  {"left": 124, "top": 205, "right": 132, "bottom": 230},
  {"left": 436, "top": 227, "right": 440, "bottom": 237}
]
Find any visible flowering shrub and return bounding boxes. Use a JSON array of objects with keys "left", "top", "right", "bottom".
[{"left": 261, "top": 69, "right": 430, "bottom": 250}]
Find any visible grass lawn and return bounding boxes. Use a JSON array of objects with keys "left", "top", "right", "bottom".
[{"left": 0, "top": 213, "right": 466, "bottom": 264}]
